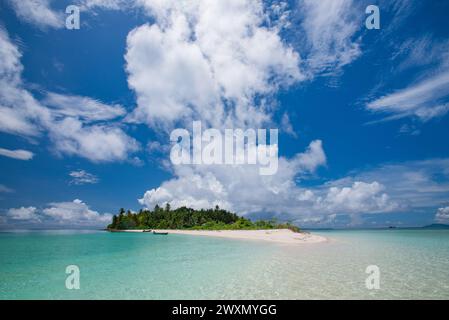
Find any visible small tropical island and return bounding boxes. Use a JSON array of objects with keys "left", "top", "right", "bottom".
[{"left": 107, "top": 205, "right": 326, "bottom": 244}]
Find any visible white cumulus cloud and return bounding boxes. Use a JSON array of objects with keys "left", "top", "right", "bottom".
[
  {"left": 42, "top": 199, "right": 112, "bottom": 226},
  {"left": 47, "top": 117, "right": 139, "bottom": 162},
  {"left": 125, "top": 0, "right": 303, "bottom": 129},
  {"left": 319, "top": 181, "right": 397, "bottom": 214},
  {"left": 435, "top": 206, "right": 449, "bottom": 224},
  {"left": 7, "top": 206, "right": 40, "bottom": 221},
  {"left": 139, "top": 140, "right": 330, "bottom": 217}
]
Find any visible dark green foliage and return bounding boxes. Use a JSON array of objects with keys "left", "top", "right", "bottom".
[{"left": 107, "top": 205, "right": 301, "bottom": 233}]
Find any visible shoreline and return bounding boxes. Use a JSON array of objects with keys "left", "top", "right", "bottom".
[{"left": 113, "top": 229, "right": 327, "bottom": 244}]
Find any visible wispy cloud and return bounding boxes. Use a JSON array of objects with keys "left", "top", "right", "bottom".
[
  {"left": 391, "top": 36, "right": 449, "bottom": 72},
  {"left": 367, "top": 71, "right": 449, "bottom": 122},
  {"left": 7, "top": 0, "right": 63, "bottom": 29},
  {"left": 367, "top": 14, "right": 449, "bottom": 124},
  {"left": 77, "top": 0, "right": 130, "bottom": 10},
  {"left": 281, "top": 113, "right": 298, "bottom": 138},
  {"left": 69, "top": 170, "right": 99, "bottom": 185},
  {"left": 0, "top": 27, "right": 44, "bottom": 137},
  {"left": 296, "top": 0, "right": 362, "bottom": 77},
  {"left": 378, "top": 0, "right": 420, "bottom": 36},
  {"left": 0, "top": 147, "right": 34, "bottom": 160},
  {"left": 0, "top": 184, "right": 14, "bottom": 193},
  {"left": 44, "top": 92, "right": 126, "bottom": 122},
  {"left": 0, "top": 28, "right": 139, "bottom": 163}
]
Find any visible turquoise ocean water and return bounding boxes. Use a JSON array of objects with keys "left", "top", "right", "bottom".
[{"left": 1, "top": 229, "right": 449, "bottom": 299}]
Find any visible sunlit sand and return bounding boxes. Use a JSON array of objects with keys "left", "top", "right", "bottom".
[{"left": 121, "top": 229, "right": 327, "bottom": 244}]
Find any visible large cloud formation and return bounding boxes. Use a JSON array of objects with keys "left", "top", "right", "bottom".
[
  {"left": 5, "top": 0, "right": 441, "bottom": 228},
  {"left": 125, "top": 0, "right": 303, "bottom": 129},
  {"left": 128, "top": 1, "right": 397, "bottom": 223},
  {"left": 138, "top": 139, "right": 398, "bottom": 221}
]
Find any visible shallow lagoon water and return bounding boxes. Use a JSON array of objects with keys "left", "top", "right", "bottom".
[{"left": 1, "top": 229, "right": 448, "bottom": 299}]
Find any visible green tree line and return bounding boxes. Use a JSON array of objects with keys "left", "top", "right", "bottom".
[{"left": 107, "top": 204, "right": 300, "bottom": 233}]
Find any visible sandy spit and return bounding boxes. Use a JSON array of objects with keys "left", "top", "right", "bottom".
[{"left": 118, "top": 229, "right": 327, "bottom": 244}]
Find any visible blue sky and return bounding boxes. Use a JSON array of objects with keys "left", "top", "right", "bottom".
[{"left": 1, "top": 0, "right": 449, "bottom": 229}]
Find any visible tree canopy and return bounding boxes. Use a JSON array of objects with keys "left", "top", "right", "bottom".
[{"left": 107, "top": 205, "right": 300, "bottom": 233}]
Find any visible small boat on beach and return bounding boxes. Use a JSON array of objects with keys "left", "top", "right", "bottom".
[{"left": 153, "top": 231, "right": 168, "bottom": 235}]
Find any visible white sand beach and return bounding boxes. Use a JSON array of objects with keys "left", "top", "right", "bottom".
[{"left": 120, "top": 229, "right": 327, "bottom": 244}]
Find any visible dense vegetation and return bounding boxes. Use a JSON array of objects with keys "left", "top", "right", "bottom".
[{"left": 107, "top": 204, "right": 301, "bottom": 233}]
